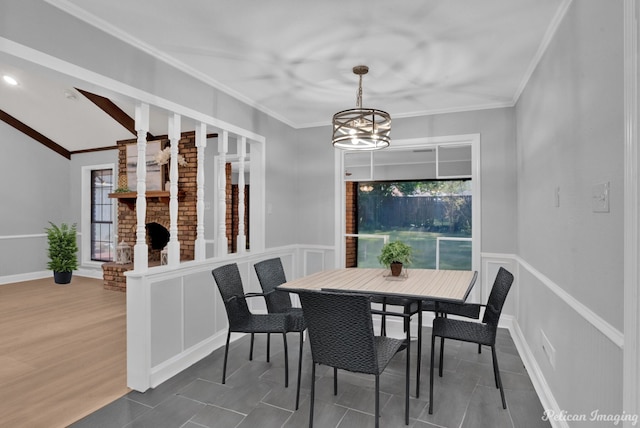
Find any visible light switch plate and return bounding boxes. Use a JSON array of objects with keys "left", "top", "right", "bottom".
[{"left": 592, "top": 182, "right": 610, "bottom": 213}]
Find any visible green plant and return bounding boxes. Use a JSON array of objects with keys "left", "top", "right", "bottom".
[
  {"left": 45, "top": 222, "right": 79, "bottom": 272},
  {"left": 114, "top": 187, "right": 130, "bottom": 193},
  {"left": 378, "top": 240, "right": 412, "bottom": 268}
]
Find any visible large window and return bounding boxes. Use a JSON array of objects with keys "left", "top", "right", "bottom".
[
  {"left": 341, "top": 135, "right": 480, "bottom": 277},
  {"left": 353, "top": 179, "right": 472, "bottom": 269},
  {"left": 91, "top": 169, "right": 114, "bottom": 261}
]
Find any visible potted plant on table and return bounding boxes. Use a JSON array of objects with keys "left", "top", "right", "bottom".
[
  {"left": 378, "top": 240, "right": 412, "bottom": 276},
  {"left": 45, "top": 222, "right": 79, "bottom": 284}
]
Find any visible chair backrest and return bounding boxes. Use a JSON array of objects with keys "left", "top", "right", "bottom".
[
  {"left": 254, "top": 257, "right": 293, "bottom": 313},
  {"left": 212, "top": 263, "right": 251, "bottom": 328},
  {"left": 297, "top": 290, "right": 379, "bottom": 375},
  {"left": 482, "top": 267, "right": 514, "bottom": 328}
]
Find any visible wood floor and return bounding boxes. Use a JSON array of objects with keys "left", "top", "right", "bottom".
[{"left": 0, "top": 276, "right": 128, "bottom": 428}]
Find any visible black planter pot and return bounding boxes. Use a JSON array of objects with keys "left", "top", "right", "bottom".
[{"left": 53, "top": 271, "right": 73, "bottom": 284}]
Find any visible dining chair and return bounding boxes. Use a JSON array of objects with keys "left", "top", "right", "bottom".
[
  {"left": 429, "top": 267, "right": 514, "bottom": 414},
  {"left": 297, "top": 289, "right": 410, "bottom": 428},
  {"left": 253, "top": 257, "right": 306, "bottom": 409},
  {"left": 212, "top": 263, "right": 304, "bottom": 398},
  {"left": 370, "top": 295, "right": 421, "bottom": 398}
]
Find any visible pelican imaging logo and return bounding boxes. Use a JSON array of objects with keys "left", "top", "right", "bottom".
[{"left": 542, "top": 409, "right": 638, "bottom": 426}]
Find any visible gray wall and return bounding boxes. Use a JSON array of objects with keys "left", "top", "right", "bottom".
[
  {"left": 0, "top": 121, "right": 70, "bottom": 275},
  {"left": 295, "top": 107, "right": 517, "bottom": 253},
  {"left": 515, "top": 0, "right": 623, "bottom": 419}
]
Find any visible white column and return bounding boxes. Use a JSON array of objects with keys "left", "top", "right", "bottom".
[
  {"left": 623, "top": 0, "right": 640, "bottom": 421},
  {"left": 236, "top": 136, "right": 247, "bottom": 253},
  {"left": 217, "top": 130, "right": 229, "bottom": 256},
  {"left": 194, "top": 122, "right": 207, "bottom": 260},
  {"left": 167, "top": 113, "right": 181, "bottom": 266},
  {"left": 134, "top": 103, "right": 149, "bottom": 271}
]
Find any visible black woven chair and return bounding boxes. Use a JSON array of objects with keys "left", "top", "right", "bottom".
[
  {"left": 254, "top": 257, "right": 306, "bottom": 409},
  {"left": 429, "top": 267, "right": 514, "bottom": 414},
  {"left": 298, "top": 289, "right": 410, "bottom": 428},
  {"left": 212, "top": 263, "right": 304, "bottom": 396},
  {"left": 370, "top": 295, "right": 421, "bottom": 398}
]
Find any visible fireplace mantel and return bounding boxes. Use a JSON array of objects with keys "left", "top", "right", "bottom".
[{"left": 109, "top": 190, "right": 185, "bottom": 210}]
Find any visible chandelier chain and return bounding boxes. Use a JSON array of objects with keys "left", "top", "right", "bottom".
[{"left": 356, "top": 75, "right": 363, "bottom": 109}]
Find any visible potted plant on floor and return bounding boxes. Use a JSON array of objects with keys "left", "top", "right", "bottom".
[
  {"left": 45, "top": 222, "right": 79, "bottom": 284},
  {"left": 378, "top": 240, "right": 412, "bottom": 276}
]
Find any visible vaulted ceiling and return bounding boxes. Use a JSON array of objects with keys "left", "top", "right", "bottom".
[{"left": 0, "top": 0, "right": 569, "bottom": 154}]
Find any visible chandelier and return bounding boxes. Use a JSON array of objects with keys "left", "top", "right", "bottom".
[{"left": 332, "top": 65, "right": 391, "bottom": 151}]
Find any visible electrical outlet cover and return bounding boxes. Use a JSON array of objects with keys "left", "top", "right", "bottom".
[{"left": 592, "top": 182, "right": 610, "bottom": 213}]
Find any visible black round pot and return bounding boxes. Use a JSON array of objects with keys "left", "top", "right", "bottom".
[{"left": 53, "top": 271, "right": 73, "bottom": 284}]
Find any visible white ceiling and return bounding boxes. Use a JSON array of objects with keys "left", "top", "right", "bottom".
[{"left": 0, "top": 0, "right": 568, "bottom": 152}]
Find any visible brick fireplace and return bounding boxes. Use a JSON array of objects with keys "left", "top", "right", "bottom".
[
  {"left": 102, "top": 133, "right": 198, "bottom": 291},
  {"left": 101, "top": 132, "right": 249, "bottom": 292}
]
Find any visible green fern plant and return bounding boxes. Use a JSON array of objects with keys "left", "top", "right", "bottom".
[
  {"left": 378, "top": 241, "right": 412, "bottom": 268},
  {"left": 45, "top": 222, "right": 79, "bottom": 272}
]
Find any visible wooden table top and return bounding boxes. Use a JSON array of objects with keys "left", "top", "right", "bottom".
[{"left": 278, "top": 268, "right": 477, "bottom": 303}]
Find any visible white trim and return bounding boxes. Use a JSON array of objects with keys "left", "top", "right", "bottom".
[
  {"left": 43, "top": 0, "right": 296, "bottom": 129},
  {"left": 302, "top": 249, "right": 327, "bottom": 276},
  {"left": 516, "top": 255, "right": 624, "bottom": 348},
  {"left": 0, "top": 233, "right": 45, "bottom": 240},
  {"left": 481, "top": 251, "right": 624, "bottom": 349},
  {"left": 80, "top": 163, "right": 116, "bottom": 267},
  {"left": 335, "top": 134, "right": 481, "bottom": 283},
  {"left": 0, "top": 271, "right": 50, "bottom": 285},
  {"left": 512, "top": 0, "right": 573, "bottom": 105},
  {"left": 507, "top": 317, "right": 568, "bottom": 428},
  {"left": 0, "top": 37, "right": 266, "bottom": 144},
  {"left": 624, "top": 0, "right": 640, "bottom": 422}
]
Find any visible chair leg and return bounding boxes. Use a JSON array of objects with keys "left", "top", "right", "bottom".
[
  {"left": 375, "top": 374, "right": 380, "bottom": 428},
  {"left": 296, "top": 331, "right": 303, "bottom": 410},
  {"left": 429, "top": 334, "right": 436, "bottom": 414},
  {"left": 333, "top": 367, "right": 338, "bottom": 395},
  {"left": 405, "top": 331, "right": 410, "bottom": 425},
  {"left": 283, "top": 333, "right": 289, "bottom": 388},
  {"left": 249, "top": 332, "right": 254, "bottom": 361},
  {"left": 222, "top": 330, "right": 231, "bottom": 384},
  {"left": 267, "top": 333, "right": 271, "bottom": 363},
  {"left": 309, "top": 362, "right": 316, "bottom": 428},
  {"left": 439, "top": 337, "right": 445, "bottom": 377},
  {"left": 416, "top": 307, "right": 422, "bottom": 398},
  {"left": 381, "top": 301, "right": 387, "bottom": 336},
  {"left": 491, "top": 345, "right": 507, "bottom": 409}
]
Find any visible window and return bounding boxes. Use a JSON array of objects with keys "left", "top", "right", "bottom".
[
  {"left": 351, "top": 179, "right": 472, "bottom": 269},
  {"left": 340, "top": 135, "right": 480, "bottom": 279},
  {"left": 91, "top": 169, "right": 114, "bottom": 261}
]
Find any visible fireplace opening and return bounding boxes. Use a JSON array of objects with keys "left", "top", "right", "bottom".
[{"left": 146, "top": 222, "right": 170, "bottom": 250}]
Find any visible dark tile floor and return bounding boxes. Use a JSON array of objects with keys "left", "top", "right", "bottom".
[{"left": 70, "top": 327, "right": 550, "bottom": 428}]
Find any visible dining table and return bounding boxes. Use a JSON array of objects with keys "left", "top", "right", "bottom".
[
  {"left": 278, "top": 267, "right": 477, "bottom": 302},
  {"left": 277, "top": 267, "right": 478, "bottom": 399}
]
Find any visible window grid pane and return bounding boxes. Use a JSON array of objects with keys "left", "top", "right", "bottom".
[
  {"left": 356, "top": 179, "right": 472, "bottom": 270},
  {"left": 91, "top": 169, "right": 114, "bottom": 262}
]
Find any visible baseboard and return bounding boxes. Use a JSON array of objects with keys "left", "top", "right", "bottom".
[
  {"left": 147, "top": 330, "right": 229, "bottom": 390},
  {"left": 504, "top": 315, "right": 567, "bottom": 428},
  {"left": 0, "top": 270, "right": 50, "bottom": 285},
  {"left": 379, "top": 309, "right": 566, "bottom": 428}
]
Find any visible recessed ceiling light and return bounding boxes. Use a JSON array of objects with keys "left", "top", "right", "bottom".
[{"left": 2, "top": 75, "right": 18, "bottom": 86}]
